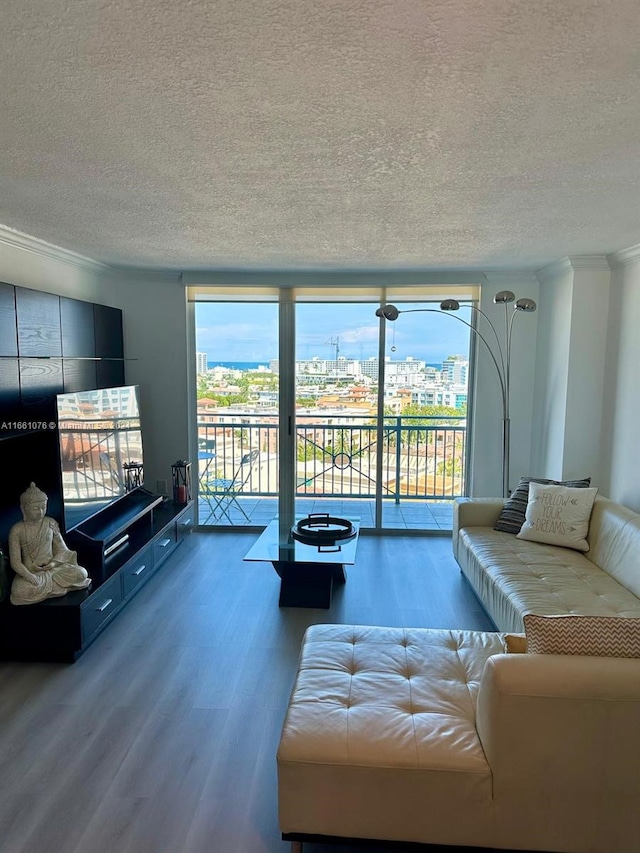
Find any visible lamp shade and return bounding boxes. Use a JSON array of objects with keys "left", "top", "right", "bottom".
[{"left": 375, "top": 304, "right": 400, "bottom": 320}]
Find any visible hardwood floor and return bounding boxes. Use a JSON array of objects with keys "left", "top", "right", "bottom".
[{"left": 0, "top": 530, "right": 494, "bottom": 853}]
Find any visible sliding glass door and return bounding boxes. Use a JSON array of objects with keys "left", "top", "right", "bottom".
[
  {"left": 192, "top": 286, "right": 474, "bottom": 531},
  {"left": 194, "top": 301, "right": 279, "bottom": 527},
  {"left": 295, "top": 302, "right": 382, "bottom": 526},
  {"left": 379, "top": 301, "right": 470, "bottom": 530}
]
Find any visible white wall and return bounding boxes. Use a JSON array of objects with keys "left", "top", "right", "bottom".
[
  {"left": 530, "top": 261, "right": 573, "bottom": 477},
  {"left": 101, "top": 270, "right": 190, "bottom": 493},
  {"left": 563, "top": 261, "right": 611, "bottom": 482},
  {"left": 469, "top": 273, "right": 539, "bottom": 496},
  {"left": 600, "top": 252, "right": 640, "bottom": 510},
  {"left": 531, "top": 252, "right": 640, "bottom": 509}
]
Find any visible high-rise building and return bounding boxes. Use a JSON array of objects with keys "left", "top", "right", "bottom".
[
  {"left": 441, "top": 355, "right": 468, "bottom": 385},
  {"left": 196, "top": 351, "right": 208, "bottom": 374}
]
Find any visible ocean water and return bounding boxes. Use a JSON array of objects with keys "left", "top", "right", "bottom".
[
  {"left": 207, "top": 360, "right": 445, "bottom": 371},
  {"left": 207, "top": 361, "right": 270, "bottom": 370}
]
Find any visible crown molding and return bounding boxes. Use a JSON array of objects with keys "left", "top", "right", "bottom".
[
  {"left": 536, "top": 257, "right": 574, "bottom": 282},
  {"left": 566, "top": 254, "right": 610, "bottom": 271},
  {"left": 0, "top": 224, "right": 111, "bottom": 275},
  {"left": 536, "top": 254, "right": 611, "bottom": 282},
  {"left": 607, "top": 243, "right": 640, "bottom": 268}
]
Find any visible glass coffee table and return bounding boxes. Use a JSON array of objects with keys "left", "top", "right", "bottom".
[{"left": 244, "top": 516, "right": 361, "bottom": 608}]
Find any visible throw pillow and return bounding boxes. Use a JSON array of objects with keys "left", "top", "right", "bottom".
[
  {"left": 504, "top": 633, "right": 528, "bottom": 654},
  {"left": 494, "top": 475, "right": 592, "bottom": 534},
  {"left": 517, "top": 482, "right": 598, "bottom": 551},
  {"left": 524, "top": 613, "right": 640, "bottom": 658}
]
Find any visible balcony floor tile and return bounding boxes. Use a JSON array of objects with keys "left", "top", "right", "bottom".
[{"left": 197, "top": 496, "right": 453, "bottom": 531}]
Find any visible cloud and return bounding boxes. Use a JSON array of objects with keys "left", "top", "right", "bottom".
[
  {"left": 339, "top": 325, "right": 379, "bottom": 344},
  {"left": 196, "top": 302, "right": 470, "bottom": 363}
]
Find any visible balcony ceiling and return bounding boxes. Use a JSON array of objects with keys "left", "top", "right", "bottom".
[{"left": 1, "top": 0, "right": 639, "bottom": 272}]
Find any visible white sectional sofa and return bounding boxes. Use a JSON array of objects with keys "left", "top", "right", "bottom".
[
  {"left": 453, "top": 494, "right": 640, "bottom": 632},
  {"left": 278, "top": 624, "right": 640, "bottom": 852},
  {"left": 277, "top": 495, "right": 640, "bottom": 852}
]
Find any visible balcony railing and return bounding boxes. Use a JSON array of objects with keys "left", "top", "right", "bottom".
[{"left": 197, "top": 414, "right": 467, "bottom": 503}]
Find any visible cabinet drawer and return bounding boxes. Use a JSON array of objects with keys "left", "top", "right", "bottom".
[
  {"left": 81, "top": 574, "right": 123, "bottom": 642},
  {"left": 153, "top": 525, "right": 178, "bottom": 568},
  {"left": 122, "top": 545, "right": 154, "bottom": 599},
  {"left": 176, "top": 508, "right": 194, "bottom": 541}
]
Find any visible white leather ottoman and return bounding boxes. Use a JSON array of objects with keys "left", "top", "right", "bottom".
[{"left": 278, "top": 624, "right": 505, "bottom": 849}]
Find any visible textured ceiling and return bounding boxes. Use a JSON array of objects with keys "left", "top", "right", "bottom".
[{"left": 1, "top": 0, "right": 639, "bottom": 271}]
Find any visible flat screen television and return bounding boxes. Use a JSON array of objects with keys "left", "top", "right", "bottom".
[{"left": 55, "top": 385, "right": 144, "bottom": 532}]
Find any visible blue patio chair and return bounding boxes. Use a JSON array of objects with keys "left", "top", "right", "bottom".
[{"left": 201, "top": 449, "right": 260, "bottom": 524}]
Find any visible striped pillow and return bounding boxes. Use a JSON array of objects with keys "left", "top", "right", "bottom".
[
  {"left": 524, "top": 614, "right": 640, "bottom": 658},
  {"left": 494, "top": 476, "right": 591, "bottom": 534}
]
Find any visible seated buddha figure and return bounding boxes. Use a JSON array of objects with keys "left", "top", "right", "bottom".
[{"left": 8, "top": 482, "right": 91, "bottom": 606}]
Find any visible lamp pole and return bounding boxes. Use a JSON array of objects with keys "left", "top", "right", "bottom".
[{"left": 376, "top": 292, "right": 536, "bottom": 498}]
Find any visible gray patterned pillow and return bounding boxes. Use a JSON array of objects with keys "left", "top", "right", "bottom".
[
  {"left": 494, "top": 476, "right": 591, "bottom": 534},
  {"left": 524, "top": 613, "right": 640, "bottom": 658}
]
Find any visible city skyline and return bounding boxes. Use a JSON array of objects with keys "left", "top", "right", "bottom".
[{"left": 196, "top": 301, "right": 472, "bottom": 365}]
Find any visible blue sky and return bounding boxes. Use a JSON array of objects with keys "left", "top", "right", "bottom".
[{"left": 196, "top": 302, "right": 471, "bottom": 364}]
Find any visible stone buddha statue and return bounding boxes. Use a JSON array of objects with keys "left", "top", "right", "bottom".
[{"left": 8, "top": 482, "right": 91, "bottom": 606}]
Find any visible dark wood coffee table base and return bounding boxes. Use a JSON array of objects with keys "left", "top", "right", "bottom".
[
  {"left": 244, "top": 517, "right": 359, "bottom": 609},
  {"left": 273, "top": 561, "right": 347, "bottom": 609}
]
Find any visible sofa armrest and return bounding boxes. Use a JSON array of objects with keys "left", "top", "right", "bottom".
[
  {"left": 476, "top": 653, "right": 640, "bottom": 852},
  {"left": 452, "top": 498, "right": 505, "bottom": 561}
]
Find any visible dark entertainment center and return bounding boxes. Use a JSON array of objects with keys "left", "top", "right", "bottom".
[{"left": 0, "top": 281, "right": 193, "bottom": 662}]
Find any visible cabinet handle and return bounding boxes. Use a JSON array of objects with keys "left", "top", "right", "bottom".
[
  {"left": 157, "top": 538, "right": 171, "bottom": 548},
  {"left": 133, "top": 564, "right": 147, "bottom": 576},
  {"left": 97, "top": 598, "right": 113, "bottom": 612},
  {"left": 181, "top": 518, "right": 192, "bottom": 527}
]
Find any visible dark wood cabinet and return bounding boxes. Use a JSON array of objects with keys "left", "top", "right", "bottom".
[
  {"left": 0, "top": 498, "right": 194, "bottom": 662},
  {"left": 19, "top": 357, "right": 64, "bottom": 408},
  {"left": 95, "top": 302, "right": 125, "bottom": 386},
  {"left": 61, "top": 296, "right": 98, "bottom": 391},
  {"left": 61, "top": 296, "right": 96, "bottom": 357},
  {"left": 94, "top": 303, "right": 124, "bottom": 358},
  {"left": 63, "top": 358, "right": 98, "bottom": 393},
  {"left": 16, "top": 288, "right": 62, "bottom": 357},
  {"left": 0, "top": 282, "right": 18, "bottom": 356},
  {"left": 0, "top": 282, "right": 20, "bottom": 427},
  {"left": 0, "top": 282, "right": 172, "bottom": 663}
]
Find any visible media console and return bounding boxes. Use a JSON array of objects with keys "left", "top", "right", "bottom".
[{"left": 0, "top": 491, "right": 194, "bottom": 662}]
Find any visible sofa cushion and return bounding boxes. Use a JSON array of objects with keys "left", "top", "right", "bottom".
[
  {"left": 458, "top": 527, "right": 640, "bottom": 632},
  {"left": 517, "top": 483, "right": 598, "bottom": 552},
  {"left": 586, "top": 497, "right": 640, "bottom": 599},
  {"left": 494, "top": 476, "right": 591, "bottom": 534},
  {"left": 524, "top": 613, "right": 640, "bottom": 658}
]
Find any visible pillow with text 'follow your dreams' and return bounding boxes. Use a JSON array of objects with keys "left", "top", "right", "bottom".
[
  {"left": 516, "top": 482, "right": 598, "bottom": 551},
  {"left": 494, "top": 476, "right": 592, "bottom": 534}
]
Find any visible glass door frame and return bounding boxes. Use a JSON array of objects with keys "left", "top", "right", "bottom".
[{"left": 188, "top": 280, "right": 480, "bottom": 531}]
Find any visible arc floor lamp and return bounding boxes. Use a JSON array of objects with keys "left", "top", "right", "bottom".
[{"left": 376, "top": 291, "right": 536, "bottom": 497}]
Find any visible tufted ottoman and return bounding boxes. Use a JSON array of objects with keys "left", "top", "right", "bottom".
[{"left": 277, "top": 624, "right": 505, "bottom": 849}]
